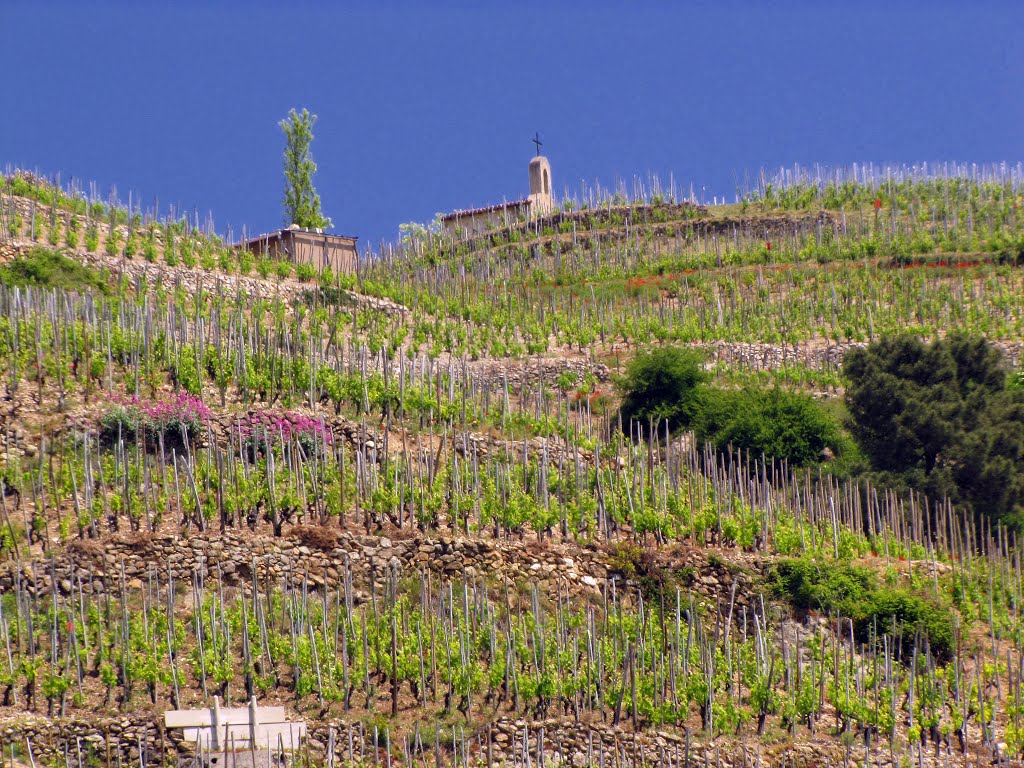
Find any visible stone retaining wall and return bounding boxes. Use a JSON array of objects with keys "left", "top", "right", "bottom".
[
  {"left": 0, "top": 710, "right": 974, "bottom": 768},
  {"left": 0, "top": 525, "right": 759, "bottom": 614}
]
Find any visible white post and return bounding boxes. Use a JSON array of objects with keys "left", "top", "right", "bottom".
[
  {"left": 249, "top": 696, "right": 259, "bottom": 749},
  {"left": 212, "top": 696, "right": 222, "bottom": 752}
]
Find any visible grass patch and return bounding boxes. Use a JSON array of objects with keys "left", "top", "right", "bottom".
[
  {"left": 769, "top": 557, "right": 956, "bottom": 660},
  {"left": 0, "top": 247, "right": 108, "bottom": 293}
]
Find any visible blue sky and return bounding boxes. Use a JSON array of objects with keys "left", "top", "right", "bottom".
[{"left": 2, "top": 1, "right": 1022, "bottom": 248}]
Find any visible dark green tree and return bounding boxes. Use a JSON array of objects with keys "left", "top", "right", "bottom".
[
  {"left": 618, "top": 346, "right": 707, "bottom": 434},
  {"left": 844, "top": 333, "right": 1024, "bottom": 526},
  {"left": 280, "top": 108, "right": 332, "bottom": 230}
]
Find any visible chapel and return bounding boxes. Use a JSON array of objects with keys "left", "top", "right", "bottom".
[{"left": 441, "top": 138, "right": 554, "bottom": 236}]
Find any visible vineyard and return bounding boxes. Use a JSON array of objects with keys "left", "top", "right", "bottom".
[{"left": 0, "top": 163, "right": 1022, "bottom": 768}]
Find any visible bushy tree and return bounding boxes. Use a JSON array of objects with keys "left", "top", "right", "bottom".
[
  {"left": 844, "top": 333, "right": 1024, "bottom": 526},
  {"left": 280, "top": 108, "right": 332, "bottom": 230},
  {"left": 618, "top": 346, "right": 707, "bottom": 433},
  {"left": 695, "top": 387, "right": 840, "bottom": 467},
  {"left": 619, "top": 346, "right": 840, "bottom": 466}
]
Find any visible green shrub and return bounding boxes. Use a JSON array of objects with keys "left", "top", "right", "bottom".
[
  {"left": 0, "top": 247, "right": 108, "bottom": 294},
  {"left": 318, "top": 265, "right": 333, "bottom": 288},
  {"left": 770, "top": 557, "right": 955, "bottom": 660},
  {"left": 104, "top": 229, "right": 121, "bottom": 256},
  {"left": 181, "top": 241, "right": 197, "bottom": 268},
  {"left": 696, "top": 387, "right": 840, "bottom": 467},
  {"left": 295, "top": 262, "right": 315, "bottom": 281},
  {"left": 98, "top": 406, "right": 140, "bottom": 444},
  {"left": 217, "top": 248, "right": 233, "bottom": 272},
  {"left": 64, "top": 217, "right": 79, "bottom": 249}
]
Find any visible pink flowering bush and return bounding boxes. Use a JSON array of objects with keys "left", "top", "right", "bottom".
[
  {"left": 234, "top": 411, "right": 333, "bottom": 456},
  {"left": 99, "top": 393, "right": 213, "bottom": 447}
]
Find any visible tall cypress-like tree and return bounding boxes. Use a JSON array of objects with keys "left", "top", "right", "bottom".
[{"left": 280, "top": 108, "right": 332, "bottom": 230}]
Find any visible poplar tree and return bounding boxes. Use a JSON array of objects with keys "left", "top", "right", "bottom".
[{"left": 280, "top": 108, "right": 332, "bottom": 230}]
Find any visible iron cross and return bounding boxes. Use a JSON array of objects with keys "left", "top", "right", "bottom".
[{"left": 532, "top": 132, "right": 542, "bottom": 156}]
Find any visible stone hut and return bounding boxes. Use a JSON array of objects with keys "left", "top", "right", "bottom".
[{"left": 236, "top": 225, "right": 358, "bottom": 273}]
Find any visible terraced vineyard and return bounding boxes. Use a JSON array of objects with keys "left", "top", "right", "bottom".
[{"left": 0, "top": 164, "right": 1022, "bottom": 768}]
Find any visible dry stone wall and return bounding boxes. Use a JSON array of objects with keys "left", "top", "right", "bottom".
[
  {"left": 0, "top": 526, "right": 760, "bottom": 613},
  {"left": 0, "top": 709, "right": 978, "bottom": 768}
]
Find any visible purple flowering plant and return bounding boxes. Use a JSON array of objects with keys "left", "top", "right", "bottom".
[
  {"left": 234, "top": 410, "right": 333, "bottom": 455},
  {"left": 100, "top": 392, "right": 213, "bottom": 445}
]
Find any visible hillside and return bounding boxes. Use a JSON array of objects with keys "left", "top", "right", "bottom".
[{"left": 0, "top": 166, "right": 1022, "bottom": 768}]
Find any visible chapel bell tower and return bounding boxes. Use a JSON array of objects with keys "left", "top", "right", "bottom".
[{"left": 528, "top": 133, "right": 554, "bottom": 215}]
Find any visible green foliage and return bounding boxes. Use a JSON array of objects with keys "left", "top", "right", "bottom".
[
  {"left": 844, "top": 334, "right": 1024, "bottom": 527},
  {"left": 618, "top": 346, "right": 708, "bottom": 433},
  {"left": 696, "top": 387, "right": 841, "bottom": 467},
  {"left": 98, "top": 406, "right": 140, "bottom": 443},
  {"left": 84, "top": 225, "right": 99, "bottom": 252},
  {"left": 64, "top": 216, "right": 79, "bottom": 248},
  {"left": 770, "top": 557, "right": 955, "bottom": 660},
  {"left": 1010, "top": 368, "right": 1024, "bottom": 392},
  {"left": 104, "top": 228, "right": 121, "bottom": 256},
  {"left": 280, "top": 108, "right": 332, "bottom": 230},
  {"left": 0, "top": 247, "right": 107, "bottom": 294}
]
